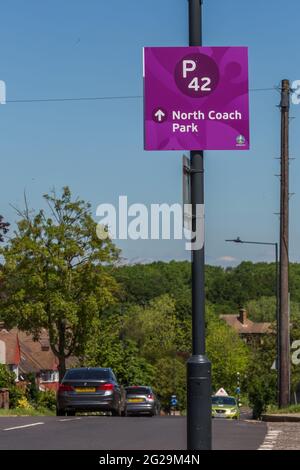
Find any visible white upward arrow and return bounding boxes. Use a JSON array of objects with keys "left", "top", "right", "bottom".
[{"left": 155, "top": 109, "right": 165, "bottom": 122}]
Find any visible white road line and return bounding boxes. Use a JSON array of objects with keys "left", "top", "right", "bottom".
[
  {"left": 258, "top": 429, "right": 282, "bottom": 450},
  {"left": 59, "top": 418, "right": 82, "bottom": 422},
  {"left": 3, "top": 422, "right": 44, "bottom": 431}
]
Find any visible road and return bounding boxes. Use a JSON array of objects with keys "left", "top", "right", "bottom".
[{"left": 0, "top": 415, "right": 267, "bottom": 450}]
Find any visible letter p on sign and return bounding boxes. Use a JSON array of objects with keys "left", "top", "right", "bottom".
[{"left": 183, "top": 60, "right": 196, "bottom": 78}]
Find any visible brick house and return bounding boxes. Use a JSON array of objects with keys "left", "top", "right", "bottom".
[
  {"left": 0, "top": 324, "right": 70, "bottom": 390},
  {"left": 220, "top": 308, "right": 273, "bottom": 344}
]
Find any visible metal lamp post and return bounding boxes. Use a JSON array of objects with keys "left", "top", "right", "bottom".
[{"left": 186, "top": 0, "right": 212, "bottom": 451}]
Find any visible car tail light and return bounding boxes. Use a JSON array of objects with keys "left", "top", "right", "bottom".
[
  {"left": 147, "top": 394, "right": 154, "bottom": 400},
  {"left": 97, "top": 383, "right": 115, "bottom": 391},
  {"left": 58, "top": 384, "right": 74, "bottom": 392}
]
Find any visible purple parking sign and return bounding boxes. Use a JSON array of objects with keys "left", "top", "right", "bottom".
[{"left": 143, "top": 47, "right": 249, "bottom": 151}]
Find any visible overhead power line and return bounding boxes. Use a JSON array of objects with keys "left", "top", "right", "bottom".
[
  {"left": 4, "top": 87, "right": 278, "bottom": 105},
  {"left": 6, "top": 95, "right": 142, "bottom": 104}
]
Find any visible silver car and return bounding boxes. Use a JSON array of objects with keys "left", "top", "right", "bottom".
[
  {"left": 125, "top": 386, "right": 160, "bottom": 417},
  {"left": 56, "top": 367, "right": 125, "bottom": 416}
]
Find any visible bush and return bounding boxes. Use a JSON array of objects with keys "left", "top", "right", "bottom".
[
  {"left": 248, "top": 373, "right": 277, "bottom": 419},
  {"left": 0, "top": 364, "right": 26, "bottom": 408},
  {"left": 0, "top": 364, "right": 15, "bottom": 388},
  {"left": 25, "top": 373, "right": 38, "bottom": 403},
  {"left": 8, "top": 386, "right": 26, "bottom": 409},
  {"left": 36, "top": 390, "right": 56, "bottom": 411},
  {"left": 16, "top": 396, "right": 32, "bottom": 409}
]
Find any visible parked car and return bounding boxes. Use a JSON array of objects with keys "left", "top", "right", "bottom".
[
  {"left": 211, "top": 395, "right": 240, "bottom": 420},
  {"left": 125, "top": 386, "right": 160, "bottom": 417},
  {"left": 56, "top": 367, "right": 125, "bottom": 416}
]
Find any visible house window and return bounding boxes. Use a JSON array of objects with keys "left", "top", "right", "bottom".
[{"left": 40, "top": 370, "right": 59, "bottom": 383}]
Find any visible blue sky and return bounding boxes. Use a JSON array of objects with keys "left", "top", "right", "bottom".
[{"left": 0, "top": 0, "right": 299, "bottom": 266}]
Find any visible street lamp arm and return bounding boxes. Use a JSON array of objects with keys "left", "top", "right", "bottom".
[{"left": 225, "top": 238, "right": 278, "bottom": 247}]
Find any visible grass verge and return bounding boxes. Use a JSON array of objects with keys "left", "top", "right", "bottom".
[
  {"left": 0, "top": 407, "right": 55, "bottom": 417},
  {"left": 267, "top": 404, "right": 300, "bottom": 415}
]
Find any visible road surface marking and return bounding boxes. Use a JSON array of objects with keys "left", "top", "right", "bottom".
[
  {"left": 258, "top": 429, "right": 281, "bottom": 450},
  {"left": 3, "top": 422, "right": 44, "bottom": 431},
  {"left": 59, "top": 418, "right": 82, "bottom": 422}
]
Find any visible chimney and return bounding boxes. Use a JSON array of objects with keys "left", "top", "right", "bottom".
[
  {"left": 40, "top": 338, "right": 50, "bottom": 351},
  {"left": 238, "top": 308, "right": 247, "bottom": 325}
]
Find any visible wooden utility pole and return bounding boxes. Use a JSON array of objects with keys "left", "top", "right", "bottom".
[{"left": 279, "top": 79, "right": 290, "bottom": 408}]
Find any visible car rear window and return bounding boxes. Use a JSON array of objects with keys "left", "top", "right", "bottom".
[
  {"left": 212, "top": 396, "right": 236, "bottom": 406},
  {"left": 64, "top": 369, "right": 110, "bottom": 381},
  {"left": 126, "top": 387, "right": 150, "bottom": 395}
]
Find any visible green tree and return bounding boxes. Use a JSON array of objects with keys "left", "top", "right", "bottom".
[
  {"left": 0, "top": 187, "right": 120, "bottom": 380},
  {"left": 246, "top": 334, "right": 277, "bottom": 418},
  {"left": 290, "top": 313, "right": 300, "bottom": 397},
  {"left": 246, "top": 296, "right": 277, "bottom": 322},
  {"left": 153, "top": 356, "right": 186, "bottom": 412},
  {"left": 0, "top": 215, "right": 9, "bottom": 243},
  {"left": 113, "top": 260, "right": 300, "bottom": 316},
  {"left": 124, "top": 295, "right": 178, "bottom": 362},
  {"left": 113, "top": 261, "right": 192, "bottom": 319},
  {"left": 0, "top": 364, "right": 15, "bottom": 388},
  {"left": 246, "top": 296, "right": 300, "bottom": 323},
  {"left": 123, "top": 295, "right": 187, "bottom": 410},
  {"left": 0, "top": 364, "right": 24, "bottom": 408},
  {"left": 83, "top": 312, "right": 155, "bottom": 386},
  {"left": 207, "top": 315, "right": 250, "bottom": 394}
]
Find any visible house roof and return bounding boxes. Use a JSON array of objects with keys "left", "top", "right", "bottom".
[
  {"left": 220, "top": 310, "right": 272, "bottom": 335},
  {"left": 18, "top": 330, "right": 59, "bottom": 374},
  {"left": 0, "top": 326, "right": 77, "bottom": 373}
]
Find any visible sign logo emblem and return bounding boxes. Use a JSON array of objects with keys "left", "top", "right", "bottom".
[{"left": 236, "top": 134, "right": 246, "bottom": 146}]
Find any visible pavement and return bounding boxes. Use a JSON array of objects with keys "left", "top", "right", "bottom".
[
  {"left": 0, "top": 415, "right": 267, "bottom": 450},
  {"left": 262, "top": 423, "right": 300, "bottom": 450}
]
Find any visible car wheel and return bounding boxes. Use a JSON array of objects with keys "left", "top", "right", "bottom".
[
  {"left": 111, "top": 407, "right": 121, "bottom": 417},
  {"left": 56, "top": 408, "right": 65, "bottom": 417},
  {"left": 66, "top": 410, "right": 76, "bottom": 416}
]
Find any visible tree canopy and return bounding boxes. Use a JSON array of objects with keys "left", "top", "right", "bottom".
[
  {"left": 0, "top": 215, "right": 9, "bottom": 243},
  {"left": 0, "top": 187, "right": 120, "bottom": 379}
]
